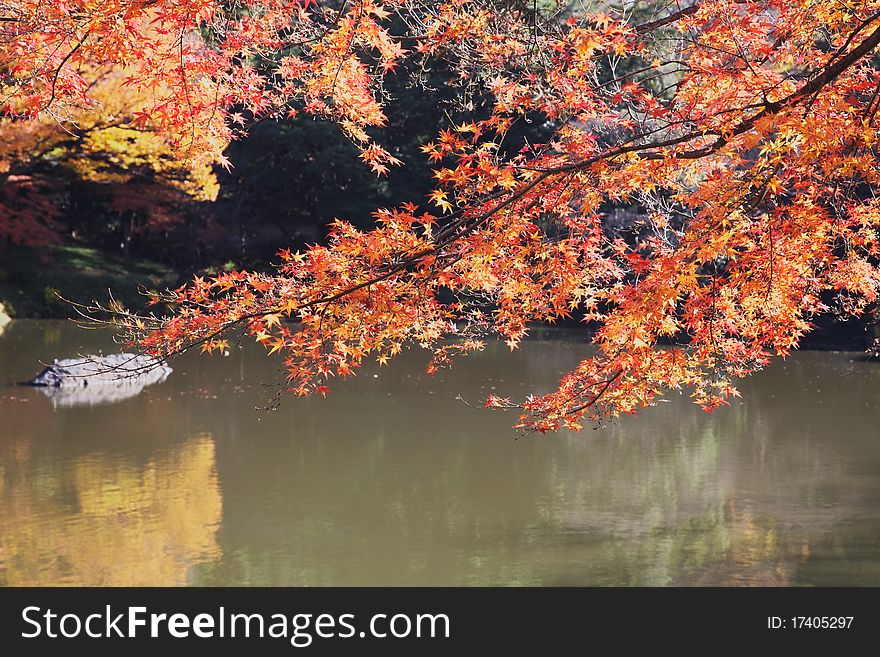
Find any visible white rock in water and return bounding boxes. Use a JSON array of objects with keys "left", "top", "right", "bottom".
[
  {"left": 0, "top": 302, "right": 11, "bottom": 331},
  {"left": 27, "top": 353, "right": 172, "bottom": 408},
  {"left": 28, "top": 353, "right": 172, "bottom": 387}
]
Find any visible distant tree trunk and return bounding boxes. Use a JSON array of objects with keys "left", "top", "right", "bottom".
[
  {"left": 238, "top": 201, "right": 247, "bottom": 264},
  {"left": 186, "top": 213, "right": 200, "bottom": 268},
  {"left": 121, "top": 211, "right": 133, "bottom": 261},
  {"left": 0, "top": 172, "right": 7, "bottom": 259}
]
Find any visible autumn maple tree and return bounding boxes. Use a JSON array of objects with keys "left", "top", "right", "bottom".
[
  {"left": 0, "top": 17, "right": 218, "bottom": 255},
  {"left": 5, "top": 0, "right": 880, "bottom": 431}
]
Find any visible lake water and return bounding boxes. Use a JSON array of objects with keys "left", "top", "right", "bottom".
[{"left": 1, "top": 320, "right": 879, "bottom": 586}]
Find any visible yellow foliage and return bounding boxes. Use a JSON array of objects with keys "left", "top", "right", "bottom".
[
  {"left": 0, "top": 68, "right": 220, "bottom": 204},
  {"left": 0, "top": 435, "right": 222, "bottom": 586}
]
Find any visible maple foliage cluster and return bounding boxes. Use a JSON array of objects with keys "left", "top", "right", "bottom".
[
  {"left": 6, "top": 0, "right": 880, "bottom": 431},
  {"left": 0, "top": 68, "right": 218, "bottom": 251}
]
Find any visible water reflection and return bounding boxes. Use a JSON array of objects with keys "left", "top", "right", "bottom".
[
  {"left": 34, "top": 373, "right": 173, "bottom": 409},
  {"left": 0, "top": 434, "right": 221, "bottom": 585},
  {"left": 28, "top": 354, "right": 173, "bottom": 408},
  {"left": 1, "top": 320, "right": 879, "bottom": 586}
]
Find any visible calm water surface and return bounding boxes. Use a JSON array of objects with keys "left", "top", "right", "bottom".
[{"left": 1, "top": 320, "right": 879, "bottom": 586}]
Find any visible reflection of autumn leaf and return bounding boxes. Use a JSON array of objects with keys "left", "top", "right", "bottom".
[{"left": 0, "top": 435, "right": 222, "bottom": 586}]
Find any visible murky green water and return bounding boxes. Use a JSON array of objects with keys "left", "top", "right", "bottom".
[{"left": 1, "top": 320, "right": 879, "bottom": 586}]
